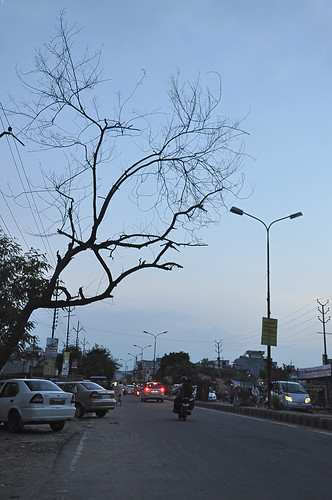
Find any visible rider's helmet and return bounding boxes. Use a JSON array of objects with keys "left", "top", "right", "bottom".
[{"left": 181, "top": 376, "right": 187, "bottom": 383}]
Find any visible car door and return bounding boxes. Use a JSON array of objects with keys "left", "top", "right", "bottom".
[{"left": 0, "top": 382, "right": 19, "bottom": 420}]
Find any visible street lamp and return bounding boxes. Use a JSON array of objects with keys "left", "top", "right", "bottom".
[
  {"left": 230, "top": 206, "right": 303, "bottom": 408},
  {"left": 133, "top": 344, "right": 152, "bottom": 361},
  {"left": 143, "top": 330, "right": 167, "bottom": 378},
  {"left": 120, "top": 358, "right": 130, "bottom": 374},
  {"left": 128, "top": 352, "right": 138, "bottom": 370},
  {"left": 133, "top": 344, "right": 152, "bottom": 384}
]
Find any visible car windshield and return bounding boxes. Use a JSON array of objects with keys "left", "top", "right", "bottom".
[
  {"left": 280, "top": 382, "right": 306, "bottom": 394},
  {"left": 81, "top": 382, "right": 105, "bottom": 390},
  {"left": 24, "top": 380, "right": 61, "bottom": 392}
]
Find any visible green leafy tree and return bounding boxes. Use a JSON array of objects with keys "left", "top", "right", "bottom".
[
  {"left": 79, "top": 344, "right": 120, "bottom": 380},
  {"left": 0, "top": 231, "right": 50, "bottom": 356}
]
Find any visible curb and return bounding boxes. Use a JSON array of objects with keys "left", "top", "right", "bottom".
[
  {"left": 165, "top": 397, "right": 332, "bottom": 431},
  {"left": 193, "top": 400, "right": 332, "bottom": 431}
]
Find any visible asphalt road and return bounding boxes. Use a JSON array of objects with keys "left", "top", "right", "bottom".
[{"left": 37, "top": 396, "right": 332, "bottom": 500}]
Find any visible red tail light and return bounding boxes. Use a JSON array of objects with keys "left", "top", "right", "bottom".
[
  {"left": 29, "top": 393, "right": 43, "bottom": 404},
  {"left": 161, "top": 387, "right": 165, "bottom": 394},
  {"left": 144, "top": 387, "right": 150, "bottom": 393},
  {"left": 89, "top": 391, "right": 99, "bottom": 399}
]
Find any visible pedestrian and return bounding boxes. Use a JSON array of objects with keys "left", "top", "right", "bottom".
[
  {"left": 116, "top": 381, "right": 124, "bottom": 406},
  {"left": 251, "top": 384, "right": 259, "bottom": 407}
]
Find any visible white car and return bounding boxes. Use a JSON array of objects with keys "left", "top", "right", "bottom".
[
  {"left": 208, "top": 390, "right": 217, "bottom": 401},
  {"left": 0, "top": 378, "right": 75, "bottom": 433}
]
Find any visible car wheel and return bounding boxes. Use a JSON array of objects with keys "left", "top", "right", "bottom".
[
  {"left": 75, "top": 403, "right": 85, "bottom": 419},
  {"left": 50, "top": 420, "right": 65, "bottom": 432},
  {"left": 95, "top": 410, "right": 107, "bottom": 418},
  {"left": 8, "top": 411, "right": 24, "bottom": 433}
]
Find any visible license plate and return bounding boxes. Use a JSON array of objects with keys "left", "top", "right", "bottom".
[
  {"left": 50, "top": 399, "right": 65, "bottom": 405},
  {"left": 151, "top": 390, "right": 159, "bottom": 394}
]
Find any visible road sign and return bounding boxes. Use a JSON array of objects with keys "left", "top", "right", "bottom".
[{"left": 261, "top": 317, "right": 278, "bottom": 346}]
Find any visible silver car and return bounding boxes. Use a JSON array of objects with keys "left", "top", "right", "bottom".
[
  {"left": 57, "top": 381, "right": 116, "bottom": 418},
  {"left": 141, "top": 382, "right": 165, "bottom": 402},
  {"left": 270, "top": 381, "right": 312, "bottom": 411},
  {"left": 0, "top": 378, "right": 75, "bottom": 432}
]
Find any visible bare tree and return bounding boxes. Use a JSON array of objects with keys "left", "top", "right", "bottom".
[{"left": 0, "top": 14, "right": 247, "bottom": 369}]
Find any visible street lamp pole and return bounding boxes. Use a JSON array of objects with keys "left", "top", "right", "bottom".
[
  {"left": 230, "top": 206, "right": 303, "bottom": 408},
  {"left": 133, "top": 344, "right": 152, "bottom": 385},
  {"left": 128, "top": 353, "right": 138, "bottom": 383},
  {"left": 143, "top": 330, "right": 168, "bottom": 378},
  {"left": 120, "top": 358, "right": 130, "bottom": 374}
]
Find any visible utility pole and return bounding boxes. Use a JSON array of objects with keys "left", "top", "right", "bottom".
[
  {"left": 63, "top": 306, "right": 75, "bottom": 350},
  {"left": 51, "top": 281, "right": 59, "bottom": 338},
  {"left": 81, "top": 337, "right": 90, "bottom": 356},
  {"left": 215, "top": 340, "right": 222, "bottom": 376},
  {"left": 317, "top": 299, "right": 332, "bottom": 365},
  {"left": 73, "top": 321, "right": 85, "bottom": 349}
]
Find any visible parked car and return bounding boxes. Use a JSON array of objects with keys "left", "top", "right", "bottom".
[
  {"left": 269, "top": 381, "right": 312, "bottom": 411},
  {"left": 0, "top": 378, "right": 75, "bottom": 433},
  {"left": 141, "top": 382, "right": 165, "bottom": 402},
  {"left": 57, "top": 381, "right": 116, "bottom": 418}
]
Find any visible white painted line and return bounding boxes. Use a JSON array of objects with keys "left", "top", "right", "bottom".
[{"left": 70, "top": 428, "right": 89, "bottom": 472}]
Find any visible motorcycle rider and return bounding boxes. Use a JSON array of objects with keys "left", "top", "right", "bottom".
[{"left": 173, "top": 376, "right": 193, "bottom": 413}]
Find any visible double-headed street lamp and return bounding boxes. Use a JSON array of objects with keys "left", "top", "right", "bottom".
[
  {"left": 230, "top": 206, "right": 303, "bottom": 408},
  {"left": 133, "top": 344, "right": 152, "bottom": 385},
  {"left": 143, "top": 330, "right": 168, "bottom": 378},
  {"left": 120, "top": 358, "right": 130, "bottom": 374},
  {"left": 128, "top": 352, "right": 138, "bottom": 371},
  {"left": 133, "top": 344, "right": 152, "bottom": 361}
]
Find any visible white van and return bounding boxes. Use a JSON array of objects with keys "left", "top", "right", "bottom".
[{"left": 271, "top": 381, "right": 312, "bottom": 411}]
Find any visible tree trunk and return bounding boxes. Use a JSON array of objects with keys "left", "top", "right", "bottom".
[{"left": 0, "top": 302, "right": 36, "bottom": 372}]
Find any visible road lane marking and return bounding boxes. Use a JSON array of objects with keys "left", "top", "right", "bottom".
[{"left": 70, "top": 428, "right": 89, "bottom": 472}]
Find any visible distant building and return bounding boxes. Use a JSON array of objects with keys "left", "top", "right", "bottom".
[
  {"left": 212, "top": 359, "right": 230, "bottom": 369},
  {"left": 233, "top": 350, "right": 265, "bottom": 377}
]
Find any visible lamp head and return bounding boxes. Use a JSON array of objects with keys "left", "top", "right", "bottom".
[
  {"left": 289, "top": 212, "right": 303, "bottom": 219},
  {"left": 230, "top": 206, "right": 244, "bottom": 216}
]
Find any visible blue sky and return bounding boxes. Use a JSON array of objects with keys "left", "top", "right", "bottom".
[{"left": 1, "top": 1, "right": 332, "bottom": 371}]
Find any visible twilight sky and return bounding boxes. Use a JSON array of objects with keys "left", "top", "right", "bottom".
[{"left": 1, "top": 1, "right": 332, "bottom": 371}]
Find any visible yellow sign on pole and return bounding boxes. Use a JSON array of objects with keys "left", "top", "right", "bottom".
[{"left": 261, "top": 317, "right": 278, "bottom": 346}]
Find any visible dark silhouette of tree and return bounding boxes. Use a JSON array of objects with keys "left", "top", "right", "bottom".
[
  {"left": 1, "top": 12, "right": 247, "bottom": 370},
  {"left": 79, "top": 344, "right": 119, "bottom": 380}
]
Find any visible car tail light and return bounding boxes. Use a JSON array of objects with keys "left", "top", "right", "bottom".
[
  {"left": 144, "top": 387, "right": 150, "bottom": 393},
  {"left": 89, "top": 391, "right": 99, "bottom": 399},
  {"left": 161, "top": 387, "right": 165, "bottom": 394},
  {"left": 29, "top": 393, "right": 43, "bottom": 404}
]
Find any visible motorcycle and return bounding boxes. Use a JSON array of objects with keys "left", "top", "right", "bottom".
[{"left": 177, "top": 397, "right": 195, "bottom": 421}]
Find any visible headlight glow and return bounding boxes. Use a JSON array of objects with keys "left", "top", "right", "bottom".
[
  {"left": 285, "top": 395, "right": 292, "bottom": 402},
  {"left": 305, "top": 397, "right": 311, "bottom": 404}
]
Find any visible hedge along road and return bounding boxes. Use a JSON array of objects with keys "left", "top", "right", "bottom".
[{"left": 34, "top": 395, "right": 332, "bottom": 500}]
